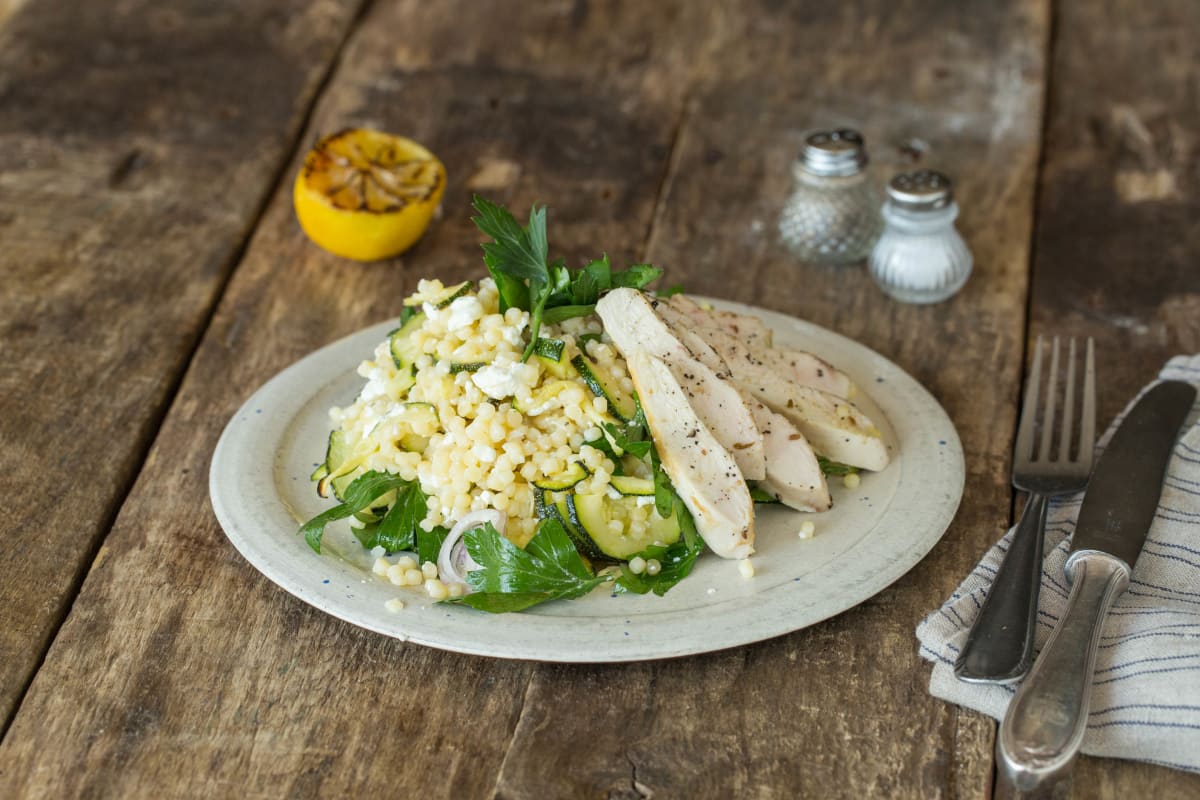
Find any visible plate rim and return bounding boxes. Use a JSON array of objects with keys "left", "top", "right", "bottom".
[{"left": 210, "top": 297, "right": 964, "bottom": 662}]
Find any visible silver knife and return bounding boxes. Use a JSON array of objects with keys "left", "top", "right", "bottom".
[{"left": 996, "top": 380, "right": 1196, "bottom": 790}]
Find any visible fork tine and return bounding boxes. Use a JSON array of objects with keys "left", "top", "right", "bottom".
[
  {"left": 1039, "top": 337, "right": 1061, "bottom": 461},
  {"left": 1077, "top": 338, "right": 1097, "bottom": 464},
  {"left": 1058, "top": 339, "right": 1078, "bottom": 461},
  {"left": 1015, "top": 337, "right": 1043, "bottom": 462}
]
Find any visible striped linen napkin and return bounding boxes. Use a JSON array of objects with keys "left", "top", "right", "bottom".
[{"left": 917, "top": 354, "right": 1200, "bottom": 774}]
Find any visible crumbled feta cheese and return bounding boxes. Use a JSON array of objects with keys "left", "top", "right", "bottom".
[
  {"left": 472, "top": 361, "right": 536, "bottom": 400},
  {"left": 446, "top": 295, "right": 484, "bottom": 331},
  {"left": 500, "top": 314, "right": 529, "bottom": 345}
]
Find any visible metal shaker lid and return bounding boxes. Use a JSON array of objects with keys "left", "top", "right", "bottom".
[
  {"left": 886, "top": 170, "right": 954, "bottom": 210},
  {"left": 799, "top": 129, "right": 868, "bottom": 177}
]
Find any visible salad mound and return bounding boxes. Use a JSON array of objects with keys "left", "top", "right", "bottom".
[{"left": 300, "top": 197, "right": 890, "bottom": 612}]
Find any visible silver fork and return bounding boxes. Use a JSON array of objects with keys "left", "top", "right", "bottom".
[{"left": 955, "top": 337, "right": 1096, "bottom": 683}]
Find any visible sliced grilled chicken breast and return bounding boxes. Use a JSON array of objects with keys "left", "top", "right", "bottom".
[
  {"left": 596, "top": 289, "right": 765, "bottom": 480},
  {"left": 664, "top": 294, "right": 774, "bottom": 349},
  {"left": 743, "top": 396, "right": 831, "bottom": 512},
  {"left": 657, "top": 300, "right": 853, "bottom": 399},
  {"left": 625, "top": 349, "right": 754, "bottom": 559},
  {"left": 737, "top": 362, "right": 889, "bottom": 470}
]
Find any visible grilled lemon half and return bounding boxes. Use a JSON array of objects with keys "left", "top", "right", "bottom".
[{"left": 293, "top": 129, "right": 446, "bottom": 261}]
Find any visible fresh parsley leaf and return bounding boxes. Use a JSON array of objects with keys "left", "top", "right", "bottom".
[
  {"left": 615, "top": 501, "right": 705, "bottom": 597},
  {"left": 416, "top": 526, "right": 450, "bottom": 566},
  {"left": 352, "top": 519, "right": 381, "bottom": 549},
  {"left": 471, "top": 195, "right": 545, "bottom": 323},
  {"left": 656, "top": 284, "right": 685, "bottom": 298},
  {"left": 611, "top": 263, "right": 663, "bottom": 290},
  {"left": 471, "top": 196, "right": 549, "bottom": 285},
  {"left": 675, "top": 491, "right": 699, "bottom": 551},
  {"left": 374, "top": 481, "right": 427, "bottom": 552},
  {"left": 817, "top": 456, "right": 859, "bottom": 476},
  {"left": 471, "top": 197, "right": 666, "bottom": 361},
  {"left": 455, "top": 591, "right": 557, "bottom": 613},
  {"left": 299, "top": 470, "right": 413, "bottom": 553},
  {"left": 603, "top": 421, "right": 651, "bottom": 459},
  {"left": 541, "top": 304, "right": 596, "bottom": 325},
  {"left": 454, "top": 520, "right": 605, "bottom": 612},
  {"left": 650, "top": 445, "right": 674, "bottom": 520},
  {"left": 748, "top": 484, "right": 781, "bottom": 504},
  {"left": 572, "top": 254, "right": 611, "bottom": 305},
  {"left": 398, "top": 305, "right": 421, "bottom": 326}
]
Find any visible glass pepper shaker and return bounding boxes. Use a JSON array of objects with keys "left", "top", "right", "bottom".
[
  {"left": 778, "top": 129, "right": 883, "bottom": 266},
  {"left": 868, "top": 170, "right": 972, "bottom": 304}
]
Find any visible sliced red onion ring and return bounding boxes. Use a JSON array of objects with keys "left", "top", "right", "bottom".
[{"left": 437, "top": 509, "right": 506, "bottom": 588}]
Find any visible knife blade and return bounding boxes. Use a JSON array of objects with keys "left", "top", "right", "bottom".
[
  {"left": 1069, "top": 380, "right": 1197, "bottom": 569},
  {"left": 998, "top": 379, "right": 1196, "bottom": 791}
]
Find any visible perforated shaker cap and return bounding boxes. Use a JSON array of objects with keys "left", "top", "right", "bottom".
[
  {"left": 799, "top": 129, "right": 869, "bottom": 177},
  {"left": 887, "top": 170, "right": 954, "bottom": 210}
]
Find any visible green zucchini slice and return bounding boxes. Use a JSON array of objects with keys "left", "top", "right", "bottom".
[
  {"left": 571, "top": 493, "right": 681, "bottom": 560},
  {"left": 318, "top": 429, "right": 368, "bottom": 500},
  {"left": 388, "top": 312, "right": 425, "bottom": 393},
  {"left": 448, "top": 361, "right": 487, "bottom": 374},
  {"left": 402, "top": 280, "right": 474, "bottom": 308},
  {"left": 532, "top": 461, "right": 590, "bottom": 491},
  {"left": 571, "top": 354, "right": 637, "bottom": 422},
  {"left": 533, "top": 337, "right": 575, "bottom": 379},
  {"left": 608, "top": 475, "right": 654, "bottom": 496}
]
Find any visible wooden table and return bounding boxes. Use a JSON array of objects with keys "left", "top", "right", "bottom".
[{"left": 2, "top": 0, "right": 1198, "bottom": 796}]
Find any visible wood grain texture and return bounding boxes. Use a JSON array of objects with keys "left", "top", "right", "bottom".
[
  {"left": 0, "top": 0, "right": 364, "bottom": 730},
  {"left": 493, "top": 1, "right": 1049, "bottom": 798},
  {"left": 0, "top": 1, "right": 702, "bottom": 797},
  {"left": 1021, "top": 0, "right": 1200, "bottom": 796}
]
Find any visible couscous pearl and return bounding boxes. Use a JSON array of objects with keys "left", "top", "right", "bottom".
[
  {"left": 387, "top": 564, "right": 406, "bottom": 585},
  {"left": 799, "top": 521, "right": 816, "bottom": 539},
  {"left": 385, "top": 598, "right": 405, "bottom": 613},
  {"left": 421, "top": 561, "right": 439, "bottom": 579},
  {"left": 425, "top": 579, "right": 449, "bottom": 600},
  {"left": 629, "top": 556, "right": 647, "bottom": 575},
  {"left": 738, "top": 558, "right": 755, "bottom": 579},
  {"left": 448, "top": 582, "right": 466, "bottom": 598},
  {"left": 645, "top": 559, "right": 662, "bottom": 576},
  {"left": 396, "top": 555, "right": 417, "bottom": 571},
  {"left": 843, "top": 473, "right": 861, "bottom": 489},
  {"left": 404, "top": 568, "right": 424, "bottom": 586},
  {"left": 372, "top": 557, "right": 390, "bottom": 576}
]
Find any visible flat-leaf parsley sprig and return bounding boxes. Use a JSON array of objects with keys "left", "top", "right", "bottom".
[{"left": 470, "top": 195, "right": 663, "bottom": 359}]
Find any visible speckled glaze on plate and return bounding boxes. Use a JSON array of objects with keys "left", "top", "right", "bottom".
[{"left": 209, "top": 299, "right": 964, "bottom": 662}]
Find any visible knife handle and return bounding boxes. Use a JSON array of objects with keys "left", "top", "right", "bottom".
[
  {"left": 954, "top": 492, "right": 1049, "bottom": 683},
  {"left": 997, "top": 551, "right": 1130, "bottom": 791}
]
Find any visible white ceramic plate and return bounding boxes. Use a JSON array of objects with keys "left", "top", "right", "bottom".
[{"left": 210, "top": 299, "right": 963, "bottom": 662}]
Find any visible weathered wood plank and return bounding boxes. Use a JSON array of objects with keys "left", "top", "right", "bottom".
[
  {"left": 492, "top": 1, "right": 1049, "bottom": 798},
  {"left": 0, "top": 1, "right": 704, "bottom": 797},
  {"left": 0, "top": 0, "right": 364, "bottom": 730},
  {"left": 1023, "top": 0, "right": 1200, "bottom": 796}
]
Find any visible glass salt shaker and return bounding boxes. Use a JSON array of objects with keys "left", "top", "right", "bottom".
[
  {"left": 869, "top": 170, "right": 972, "bottom": 303},
  {"left": 778, "top": 129, "right": 883, "bottom": 266}
]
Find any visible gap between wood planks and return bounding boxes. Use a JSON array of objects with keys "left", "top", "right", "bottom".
[
  {"left": 996, "top": 2, "right": 1059, "bottom": 796},
  {"left": 0, "top": 0, "right": 376, "bottom": 743}
]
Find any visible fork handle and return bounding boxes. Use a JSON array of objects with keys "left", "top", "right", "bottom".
[{"left": 954, "top": 492, "right": 1048, "bottom": 683}]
